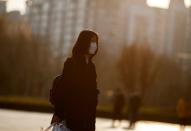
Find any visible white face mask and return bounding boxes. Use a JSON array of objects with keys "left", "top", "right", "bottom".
[{"left": 89, "top": 42, "right": 97, "bottom": 55}]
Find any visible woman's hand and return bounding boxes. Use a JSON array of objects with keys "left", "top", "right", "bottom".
[{"left": 51, "top": 114, "right": 61, "bottom": 124}]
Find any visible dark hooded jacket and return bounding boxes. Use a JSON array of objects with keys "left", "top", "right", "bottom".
[{"left": 54, "top": 30, "right": 99, "bottom": 131}]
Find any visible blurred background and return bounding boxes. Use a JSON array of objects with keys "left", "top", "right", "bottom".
[{"left": 0, "top": 0, "right": 191, "bottom": 124}]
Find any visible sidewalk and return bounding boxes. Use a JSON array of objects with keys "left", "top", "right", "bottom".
[
  {"left": 1, "top": 96, "right": 188, "bottom": 124},
  {"left": 0, "top": 109, "right": 191, "bottom": 131}
]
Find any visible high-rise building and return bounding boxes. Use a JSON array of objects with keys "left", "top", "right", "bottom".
[
  {"left": 123, "top": 0, "right": 177, "bottom": 55},
  {"left": 84, "top": 0, "right": 124, "bottom": 57},
  {"left": 123, "top": 0, "right": 159, "bottom": 49},
  {"left": 185, "top": 5, "right": 191, "bottom": 56},
  {"left": 122, "top": 0, "right": 190, "bottom": 57},
  {"left": 0, "top": 0, "right": 6, "bottom": 14},
  {"left": 26, "top": 0, "right": 190, "bottom": 58},
  {"left": 26, "top": 0, "right": 125, "bottom": 56},
  {"left": 26, "top": 0, "right": 90, "bottom": 56},
  {"left": 167, "top": 0, "right": 187, "bottom": 57}
]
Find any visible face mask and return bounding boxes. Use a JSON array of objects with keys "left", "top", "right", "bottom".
[{"left": 89, "top": 42, "right": 97, "bottom": 55}]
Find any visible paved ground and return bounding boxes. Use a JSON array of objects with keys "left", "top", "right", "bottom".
[{"left": 0, "top": 109, "right": 191, "bottom": 131}]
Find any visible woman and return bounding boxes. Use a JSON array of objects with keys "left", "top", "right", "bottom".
[
  {"left": 177, "top": 98, "right": 187, "bottom": 131},
  {"left": 51, "top": 30, "right": 99, "bottom": 131}
]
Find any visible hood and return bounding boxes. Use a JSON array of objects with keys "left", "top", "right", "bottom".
[{"left": 72, "top": 30, "right": 98, "bottom": 59}]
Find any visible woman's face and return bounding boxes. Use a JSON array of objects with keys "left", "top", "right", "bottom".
[{"left": 88, "top": 35, "right": 97, "bottom": 55}]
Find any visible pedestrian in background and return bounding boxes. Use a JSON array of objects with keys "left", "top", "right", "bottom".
[
  {"left": 111, "top": 88, "right": 125, "bottom": 128},
  {"left": 177, "top": 98, "right": 187, "bottom": 131},
  {"left": 187, "top": 99, "right": 191, "bottom": 125},
  {"left": 127, "top": 92, "right": 141, "bottom": 130}
]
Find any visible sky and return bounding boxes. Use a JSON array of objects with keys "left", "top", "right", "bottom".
[
  {"left": 7, "top": 0, "right": 26, "bottom": 14},
  {"left": 185, "top": 0, "right": 191, "bottom": 8},
  {"left": 147, "top": 0, "right": 191, "bottom": 9},
  {"left": 6, "top": 0, "right": 191, "bottom": 14},
  {"left": 147, "top": 0, "right": 171, "bottom": 9}
]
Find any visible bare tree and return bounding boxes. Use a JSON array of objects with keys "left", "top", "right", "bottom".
[
  {"left": 118, "top": 42, "right": 183, "bottom": 103},
  {"left": 0, "top": 15, "right": 58, "bottom": 98},
  {"left": 118, "top": 43, "right": 160, "bottom": 95}
]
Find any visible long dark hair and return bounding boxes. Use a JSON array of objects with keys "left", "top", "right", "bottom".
[{"left": 72, "top": 30, "right": 98, "bottom": 59}]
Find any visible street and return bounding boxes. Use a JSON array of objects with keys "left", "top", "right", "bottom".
[{"left": 0, "top": 109, "right": 190, "bottom": 131}]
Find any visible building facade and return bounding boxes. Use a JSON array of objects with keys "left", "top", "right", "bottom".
[
  {"left": 26, "top": 0, "right": 191, "bottom": 57},
  {"left": 0, "top": 0, "right": 6, "bottom": 14},
  {"left": 26, "top": 0, "right": 90, "bottom": 56},
  {"left": 26, "top": 0, "right": 125, "bottom": 56}
]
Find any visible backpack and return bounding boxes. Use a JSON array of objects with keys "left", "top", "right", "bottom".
[
  {"left": 49, "top": 75, "right": 65, "bottom": 105},
  {"left": 49, "top": 58, "right": 75, "bottom": 106}
]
